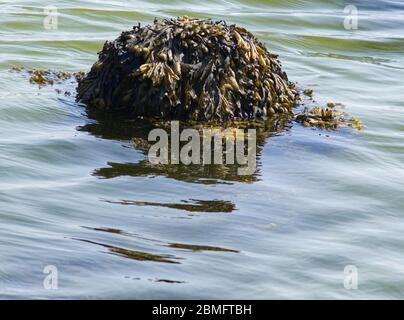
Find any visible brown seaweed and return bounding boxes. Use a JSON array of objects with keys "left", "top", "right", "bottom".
[
  {"left": 76, "top": 16, "right": 299, "bottom": 121},
  {"left": 11, "top": 17, "right": 363, "bottom": 131}
]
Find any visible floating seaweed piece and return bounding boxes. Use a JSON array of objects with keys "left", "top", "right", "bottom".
[
  {"left": 294, "top": 106, "right": 364, "bottom": 130},
  {"left": 303, "top": 88, "right": 313, "bottom": 98},
  {"left": 11, "top": 67, "right": 85, "bottom": 87}
]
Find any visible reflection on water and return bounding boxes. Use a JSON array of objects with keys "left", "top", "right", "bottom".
[
  {"left": 80, "top": 117, "right": 291, "bottom": 185},
  {"left": 104, "top": 199, "right": 236, "bottom": 213},
  {"left": 79, "top": 226, "right": 240, "bottom": 265},
  {"left": 153, "top": 279, "right": 187, "bottom": 284},
  {"left": 82, "top": 226, "right": 165, "bottom": 244},
  {"left": 83, "top": 226, "right": 240, "bottom": 253},
  {"left": 301, "top": 51, "right": 396, "bottom": 69},
  {"left": 95, "top": 161, "right": 256, "bottom": 184},
  {"left": 75, "top": 238, "right": 182, "bottom": 264},
  {"left": 168, "top": 243, "right": 239, "bottom": 253}
]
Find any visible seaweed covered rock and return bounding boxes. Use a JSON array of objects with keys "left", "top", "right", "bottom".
[{"left": 77, "top": 16, "right": 299, "bottom": 121}]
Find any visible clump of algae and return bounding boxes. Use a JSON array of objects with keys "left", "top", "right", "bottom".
[
  {"left": 76, "top": 16, "right": 299, "bottom": 121},
  {"left": 294, "top": 106, "right": 364, "bottom": 130},
  {"left": 11, "top": 67, "right": 84, "bottom": 86},
  {"left": 11, "top": 17, "right": 363, "bottom": 131}
]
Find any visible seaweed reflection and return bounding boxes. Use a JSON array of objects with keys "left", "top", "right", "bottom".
[
  {"left": 74, "top": 238, "right": 181, "bottom": 264},
  {"left": 79, "top": 116, "right": 290, "bottom": 184},
  {"left": 168, "top": 243, "right": 238, "bottom": 253},
  {"left": 103, "top": 198, "right": 235, "bottom": 213},
  {"left": 82, "top": 226, "right": 239, "bottom": 254}
]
